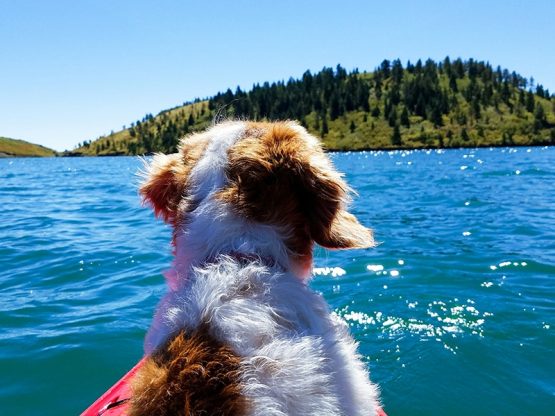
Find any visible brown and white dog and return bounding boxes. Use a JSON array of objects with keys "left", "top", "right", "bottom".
[{"left": 130, "top": 121, "right": 381, "bottom": 415}]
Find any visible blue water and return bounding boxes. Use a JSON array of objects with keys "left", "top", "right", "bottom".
[{"left": 1, "top": 147, "right": 554, "bottom": 415}]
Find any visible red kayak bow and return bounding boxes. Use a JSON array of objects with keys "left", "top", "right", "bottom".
[
  {"left": 81, "top": 357, "right": 146, "bottom": 416},
  {"left": 81, "top": 356, "right": 387, "bottom": 416}
]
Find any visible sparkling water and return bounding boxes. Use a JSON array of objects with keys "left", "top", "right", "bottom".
[{"left": 1, "top": 147, "right": 554, "bottom": 415}]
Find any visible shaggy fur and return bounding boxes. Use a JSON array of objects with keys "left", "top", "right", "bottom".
[
  {"left": 129, "top": 325, "right": 248, "bottom": 416},
  {"left": 133, "top": 121, "right": 381, "bottom": 415}
]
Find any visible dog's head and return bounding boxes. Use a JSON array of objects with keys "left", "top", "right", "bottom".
[{"left": 140, "top": 121, "right": 374, "bottom": 268}]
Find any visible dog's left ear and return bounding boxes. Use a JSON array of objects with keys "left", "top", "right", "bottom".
[
  {"left": 312, "top": 209, "right": 375, "bottom": 250},
  {"left": 306, "top": 164, "right": 375, "bottom": 250},
  {"left": 139, "top": 153, "right": 188, "bottom": 223}
]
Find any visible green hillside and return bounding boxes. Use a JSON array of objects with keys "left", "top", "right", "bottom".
[
  {"left": 0, "top": 137, "right": 57, "bottom": 157},
  {"left": 70, "top": 57, "right": 555, "bottom": 155}
]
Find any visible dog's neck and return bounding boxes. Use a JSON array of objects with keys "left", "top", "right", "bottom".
[{"left": 169, "top": 199, "right": 313, "bottom": 287}]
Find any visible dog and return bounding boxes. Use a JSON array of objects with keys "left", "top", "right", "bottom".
[{"left": 130, "top": 121, "right": 381, "bottom": 415}]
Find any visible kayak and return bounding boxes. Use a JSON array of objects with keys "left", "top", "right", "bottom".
[
  {"left": 81, "top": 357, "right": 146, "bottom": 416},
  {"left": 81, "top": 357, "right": 387, "bottom": 416}
]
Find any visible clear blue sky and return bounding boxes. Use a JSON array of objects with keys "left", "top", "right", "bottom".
[{"left": 2, "top": 0, "right": 554, "bottom": 151}]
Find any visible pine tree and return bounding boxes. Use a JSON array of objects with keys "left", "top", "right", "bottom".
[
  {"left": 321, "top": 112, "right": 329, "bottom": 136},
  {"left": 461, "top": 128, "right": 470, "bottom": 142},
  {"left": 389, "top": 84, "right": 401, "bottom": 105},
  {"left": 329, "top": 92, "right": 341, "bottom": 120},
  {"left": 526, "top": 91, "right": 535, "bottom": 113},
  {"left": 471, "top": 98, "right": 481, "bottom": 119},
  {"left": 534, "top": 104, "right": 546, "bottom": 132},
  {"left": 387, "top": 106, "right": 397, "bottom": 127},
  {"left": 431, "top": 106, "right": 443, "bottom": 127},
  {"left": 449, "top": 74, "right": 458, "bottom": 92},
  {"left": 391, "top": 59, "right": 403, "bottom": 84},
  {"left": 501, "top": 81, "right": 511, "bottom": 103},
  {"left": 400, "top": 107, "right": 410, "bottom": 127},
  {"left": 314, "top": 113, "right": 320, "bottom": 131},
  {"left": 391, "top": 124, "right": 402, "bottom": 146},
  {"left": 518, "top": 89, "right": 525, "bottom": 106},
  {"left": 380, "top": 59, "right": 391, "bottom": 78}
]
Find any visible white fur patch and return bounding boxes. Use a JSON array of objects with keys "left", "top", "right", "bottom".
[
  {"left": 187, "top": 121, "right": 245, "bottom": 202},
  {"left": 146, "top": 259, "right": 380, "bottom": 415}
]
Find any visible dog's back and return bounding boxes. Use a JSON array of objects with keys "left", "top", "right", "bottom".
[{"left": 130, "top": 121, "right": 381, "bottom": 415}]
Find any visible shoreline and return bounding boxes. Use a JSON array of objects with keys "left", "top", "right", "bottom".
[
  {"left": 66, "top": 141, "right": 554, "bottom": 157},
  {"left": 2, "top": 142, "right": 552, "bottom": 159}
]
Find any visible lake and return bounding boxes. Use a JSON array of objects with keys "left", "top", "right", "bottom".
[{"left": 1, "top": 147, "right": 554, "bottom": 415}]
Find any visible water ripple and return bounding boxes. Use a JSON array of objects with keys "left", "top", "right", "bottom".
[{"left": 1, "top": 149, "right": 555, "bottom": 415}]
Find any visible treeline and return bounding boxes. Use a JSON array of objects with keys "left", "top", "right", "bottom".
[
  {"left": 210, "top": 66, "right": 370, "bottom": 125},
  {"left": 210, "top": 58, "right": 554, "bottom": 146},
  {"left": 73, "top": 57, "right": 555, "bottom": 155}
]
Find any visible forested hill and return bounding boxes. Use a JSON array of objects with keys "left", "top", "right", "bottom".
[{"left": 70, "top": 57, "right": 555, "bottom": 155}]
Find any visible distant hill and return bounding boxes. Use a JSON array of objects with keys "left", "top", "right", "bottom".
[
  {"left": 70, "top": 57, "right": 555, "bottom": 155},
  {"left": 0, "top": 137, "right": 57, "bottom": 157}
]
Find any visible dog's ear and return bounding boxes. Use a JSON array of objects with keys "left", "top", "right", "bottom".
[
  {"left": 303, "top": 157, "right": 375, "bottom": 250},
  {"left": 140, "top": 134, "right": 209, "bottom": 223},
  {"left": 139, "top": 153, "right": 188, "bottom": 223},
  {"left": 310, "top": 205, "right": 375, "bottom": 250}
]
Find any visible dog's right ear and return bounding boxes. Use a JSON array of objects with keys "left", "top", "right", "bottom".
[
  {"left": 140, "top": 134, "right": 209, "bottom": 223},
  {"left": 139, "top": 153, "right": 188, "bottom": 223}
]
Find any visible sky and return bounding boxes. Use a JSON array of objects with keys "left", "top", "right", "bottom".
[{"left": 1, "top": 0, "right": 554, "bottom": 151}]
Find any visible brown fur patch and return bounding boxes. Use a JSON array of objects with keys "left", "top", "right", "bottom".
[
  {"left": 313, "top": 208, "right": 375, "bottom": 249},
  {"left": 140, "top": 134, "right": 209, "bottom": 225},
  {"left": 129, "top": 325, "right": 248, "bottom": 416},
  {"left": 219, "top": 122, "right": 374, "bottom": 257}
]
